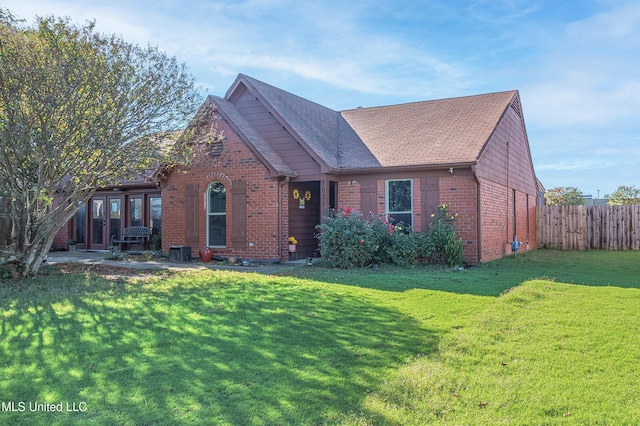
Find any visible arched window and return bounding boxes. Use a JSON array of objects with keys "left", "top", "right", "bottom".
[{"left": 207, "top": 182, "right": 226, "bottom": 247}]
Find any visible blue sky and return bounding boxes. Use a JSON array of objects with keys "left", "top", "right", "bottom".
[{"left": 4, "top": 0, "right": 639, "bottom": 197}]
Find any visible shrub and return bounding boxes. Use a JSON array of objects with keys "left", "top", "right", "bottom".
[
  {"left": 316, "top": 205, "right": 464, "bottom": 269},
  {"left": 426, "top": 204, "right": 464, "bottom": 267},
  {"left": 151, "top": 232, "right": 162, "bottom": 252},
  {"left": 316, "top": 208, "right": 426, "bottom": 268},
  {"left": 315, "top": 207, "right": 378, "bottom": 268}
]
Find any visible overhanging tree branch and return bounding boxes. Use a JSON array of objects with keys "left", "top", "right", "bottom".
[{"left": 0, "top": 11, "right": 206, "bottom": 277}]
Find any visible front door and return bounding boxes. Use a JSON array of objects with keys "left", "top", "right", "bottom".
[
  {"left": 90, "top": 197, "right": 106, "bottom": 249},
  {"left": 89, "top": 196, "right": 122, "bottom": 250},
  {"left": 289, "top": 182, "right": 321, "bottom": 258}
]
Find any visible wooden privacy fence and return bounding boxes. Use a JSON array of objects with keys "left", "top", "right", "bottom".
[{"left": 537, "top": 205, "right": 640, "bottom": 250}]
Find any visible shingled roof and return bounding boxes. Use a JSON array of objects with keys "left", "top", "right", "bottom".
[
  {"left": 231, "top": 74, "right": 381, "bottom": 170},
  {"left": 219, "top": 74, "right": 519, "bottom": 173},
  {"left": 209, "top": 95, "right": 297, "bottom": 177},
  {"left": 340, "top": 91, "right": 518, "bottom": 168}
]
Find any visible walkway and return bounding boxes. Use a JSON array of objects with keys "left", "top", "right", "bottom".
[{"left": 46, "top": 250, "right": 312, "bottom": 274}]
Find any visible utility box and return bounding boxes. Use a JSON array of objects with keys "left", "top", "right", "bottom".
[{"left": 169, "top": 246, "right": 191, "bottom": 262}]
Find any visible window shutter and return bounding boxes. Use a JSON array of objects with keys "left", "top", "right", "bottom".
[
  {"left": 231, "top": 180, "right": 246, "bottom": 248},
  {"left": 421, "top": 177, "right": 439, "bottom": 230},
  {"left": 185, "top": 184, "right": 200, "bottom": 249},
  {"left": 360, "top": 179, "right": 378, "bottom": 215}
]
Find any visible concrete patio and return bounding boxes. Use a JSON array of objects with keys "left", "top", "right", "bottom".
[{"left": 46, "top": 250, "right": 312, "bottom": 274}]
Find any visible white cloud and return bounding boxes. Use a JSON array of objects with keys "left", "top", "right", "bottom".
[
  {"left": 519, "top": 2, "right": 640, "bottom": 130},
  {"left": 466, "top": 0, "right": 541, "bottom": 24},
  {"left": 536, "top": 159, "right": 616, "bottom": 172}
]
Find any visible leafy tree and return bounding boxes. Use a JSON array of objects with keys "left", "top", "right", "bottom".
[
  {"left": 545, "top": 187, "right": 585, "bottom": 206},
  {"left": 0, "top": 11, "right": 207, "bottom": 277},
  {"left": 607, "top": 185, "right": 640, "bottom": 205}
]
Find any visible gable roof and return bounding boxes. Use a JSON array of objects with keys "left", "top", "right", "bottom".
[
  {"left": 209, "top": 95, "right": 297, "bottom": 177},
  {"left": 228, "top": 74, "right": 381, "bottom": 170},
  {"left": 340, "top": 91, "right": 518, "bottom": 168},
  {"left": 217, "top": 74, "right": 520, "bottom": 173}
]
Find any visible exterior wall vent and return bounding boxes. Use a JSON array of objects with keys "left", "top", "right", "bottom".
[{"left": 510, "top": 97, "right": 522, "bottom": 118}]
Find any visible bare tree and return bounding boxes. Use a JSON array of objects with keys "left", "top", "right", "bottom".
[{"left": 0, "top": 12, "right": 204, "bottom": 277}]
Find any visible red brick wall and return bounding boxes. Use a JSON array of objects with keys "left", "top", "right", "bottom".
[
  {"left": 439, "top": 175, "right": 479, "bottom": 263},
  {"left": 162, "top": 117, "right": 286, "bottom": 262},
  {"left": 51, "top": 197, "right": 71, "bottom": 250},
  {"left": 337, "top": 174, "right": 481, "bottom": 264},
  {"left": 337, "top": 180, "right": 361, "bottom": 211},
  {"left": 479, "top": 179, "right": 509, "bottom": 261},
  {"left": 475, "top": 100, "right": 537, "bottom": 195},
  {"left": 333, "top": 172, "right": 538, "bottom": 265},
  {"left": 52, "top": 221, "right": 70, "bottom": 250},
  {"left": 528, "top": 194, "right": 537, "bottom": 250},
  {"left": 475, "top": 95, "right": 538, "bottom": 262},
  {"left": 478, "top": 179, "right": 536, "bottom": 262}
]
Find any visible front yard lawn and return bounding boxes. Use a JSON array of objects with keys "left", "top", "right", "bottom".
[{"left": 1, "top": 250, "right": 639, "bottom": 425}]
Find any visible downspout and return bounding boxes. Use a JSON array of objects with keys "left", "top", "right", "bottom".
[
  {"left": 278, "top": 176, "right": 290, "bottom": 262},
  {"left": 471, "top": 164, "right": 482, "bottom": 263},
  {"left": 506, "top": 141, "right": 511, "bottom": 243}
]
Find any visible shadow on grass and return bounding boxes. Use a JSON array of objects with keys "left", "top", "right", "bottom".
[
  {"left": 282, "top": 250, "right": 640, "bottom": 297},
  {"left": 0, "top": 269, "right": 435, "bottom": 425}
]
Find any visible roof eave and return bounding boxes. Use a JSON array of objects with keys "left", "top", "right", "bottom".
[
  {"left": 210, "top": 96, "right": 298, "bottom": 178},
  {"left": 475, "top": 91, "right": 518, "bottom": 162},
  {"left": 329, "top": 161, "right": 478, "bottom": 175},
  {"left": 236, "top": 75, "right": 336, "bottom": 171}
]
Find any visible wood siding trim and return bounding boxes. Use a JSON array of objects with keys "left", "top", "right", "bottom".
[{"left": 234, "top": 90, "right": 322, "bottom": 177}]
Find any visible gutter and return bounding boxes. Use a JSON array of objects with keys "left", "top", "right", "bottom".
[
  {"left": 326, "top": 161, "right": 478, "bottom": 175},
  {"left": 471, "top": 163, "right": 482, "bottom": 264}
]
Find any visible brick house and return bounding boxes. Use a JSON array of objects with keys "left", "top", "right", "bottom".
[{"left": 156, "top": 74, "right": 541, "bottom": 264}]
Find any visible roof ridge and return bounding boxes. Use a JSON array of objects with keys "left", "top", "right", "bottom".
[
  {"left": 239, "top": 74, "right": 339, "bottom": 114},
  {"left": 341, "top": 90, "right": 517, "bottom": 112}
]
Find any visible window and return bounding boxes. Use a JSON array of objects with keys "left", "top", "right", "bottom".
[
  {"left": 386, "top": 179, "right": 413, "bottom": 228},
  {"left": 149, "top": 197, "right": 162, "bottom": 235},
  {"left": 75, "top": 203, "right": 86, "bottom": 244},
  {"left": 129, "top": 197, "right": 143, "bottom": 226},
  {"left": 109, "top": 198, "right": 122, "bottom": 242},
  {"left": 207, "top": 182, "right": 226, "bottom": 247}
]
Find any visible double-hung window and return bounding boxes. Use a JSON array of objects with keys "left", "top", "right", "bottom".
[{"left": 386, "top": 179, "right": 413, "bottom": 228}]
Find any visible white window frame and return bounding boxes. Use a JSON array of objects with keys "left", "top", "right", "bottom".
[
  {"left": 206, "top": 182, "right": 226, "bottom": 248},
  {"left": 385, "top": 179, "right": 413, "bottom": 228}
]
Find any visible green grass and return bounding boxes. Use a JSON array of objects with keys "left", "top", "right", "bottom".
[{"left": 1, "top": 250, "right": 639, "bottom": 425}]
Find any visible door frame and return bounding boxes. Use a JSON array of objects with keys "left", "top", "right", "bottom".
[
  {"left": 89, "top": 196, "right": 107, "bottom": 250},
  {"left": 88, "top": 195, "right": 123, "bottom": 250}
]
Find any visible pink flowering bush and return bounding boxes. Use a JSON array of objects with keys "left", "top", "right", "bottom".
[
  {"left": 316, "top": 207, "right": 428, "bottom": 268},
  {"left": 316, "top": 205, "right": 463, "bottom": 268},
  {"left": 315, "top": 207, "right": 378, "bottom": 268}
]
